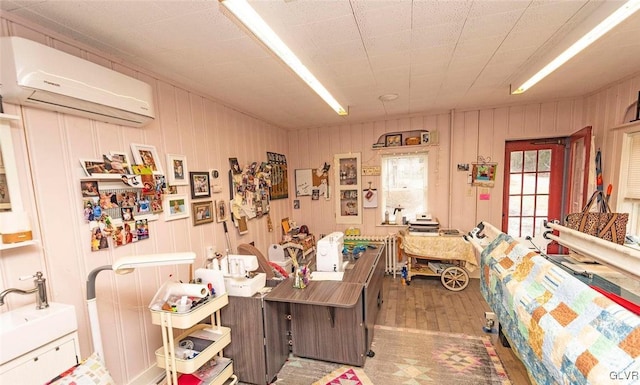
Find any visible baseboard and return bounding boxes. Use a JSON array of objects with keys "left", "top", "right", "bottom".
[{"left": 127, "top": 364, "right": 165, "bottom": 385}]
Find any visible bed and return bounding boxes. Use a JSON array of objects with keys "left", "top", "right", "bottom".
[{"left": 467, "top": 222, "right": 640, "bottom": 385}]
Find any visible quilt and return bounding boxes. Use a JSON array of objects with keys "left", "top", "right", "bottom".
[
  {"left": 400, "top": 230, "right": 478, "bottom": 271},
  {"left": 480, "top": 233, "right": 640, "bottom": 385}
]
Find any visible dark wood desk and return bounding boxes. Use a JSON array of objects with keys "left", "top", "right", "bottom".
[{"left": 265, "top": 245, "right": 385, "bottom": 366}]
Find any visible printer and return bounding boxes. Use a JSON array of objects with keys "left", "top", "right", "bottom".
[{"left": 316, "top": 232, "right": 344, "bottom": 272}]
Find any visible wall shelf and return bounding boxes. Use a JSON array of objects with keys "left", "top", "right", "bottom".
[
  {"left": 0, "top": 240, "right": 39, "bottom": 251},
  {"left": 372, "top": 130, "right": 437, "bottom": 150}
]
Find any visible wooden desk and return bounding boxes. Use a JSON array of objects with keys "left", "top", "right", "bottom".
[
  {"left": 220, "top": 294, "right": 289, "bottom": 385},
  {"left": 265, "top": 245, "right": 385, "bottom": 366}
]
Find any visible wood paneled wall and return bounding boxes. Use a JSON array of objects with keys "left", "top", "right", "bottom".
[
  {"left": 1, "top": 11, "right": 639, "bottom": 385},
  {"left": 0, "top": 16, "right": 290, "bottom": 384},
  {"left": 288, "top": 100, "right": 590, "bottom": 237}
]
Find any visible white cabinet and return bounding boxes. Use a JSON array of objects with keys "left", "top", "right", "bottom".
[
  {"left": 151, "top": 293, "right": 236, "bottom": 385},
  {"left": 0, "top": 332, "right": 80, "bottom": 384},
  {"left": 334, "top": 152, "right": 362, "bottom": 224}
]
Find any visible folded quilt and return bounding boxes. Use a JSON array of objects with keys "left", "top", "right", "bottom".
[
  {"left": 401, "top": 231, "right": 478, "bottom": 271},
  {"left": 481, "top": 233, "right": 640, "bottom": 385}
]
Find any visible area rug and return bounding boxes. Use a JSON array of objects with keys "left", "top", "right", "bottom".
[{"left": 269, "top": 325, "right": 511, "bottom": 385}]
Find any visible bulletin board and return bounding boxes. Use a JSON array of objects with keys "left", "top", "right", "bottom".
[
  {"left": 295, "top": 168, "right": 329, "bottom": 198},
  {"left": 229, "top": 159, "right": 272, "bottom": 223}
]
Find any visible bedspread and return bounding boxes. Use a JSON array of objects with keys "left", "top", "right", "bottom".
[
  {"left": 481, "top": 233, "right": 640, "bottom": 385},
  {"left": 400, "top": 230, "right": 477, "bottom": 272}
]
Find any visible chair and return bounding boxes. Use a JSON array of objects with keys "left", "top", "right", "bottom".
[{"left": 237, "top": 243, "right": 274, "bottom": 280}]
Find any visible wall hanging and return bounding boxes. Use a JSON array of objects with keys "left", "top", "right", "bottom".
[
  {"left": 472, "top": 156, "right": 498, "bottom": 187},
  {"left": 267, "top": 152, "right": 288, "bottom": 200}
]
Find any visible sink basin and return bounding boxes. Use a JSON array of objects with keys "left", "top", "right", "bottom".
[{"left": 0, "top": 302, "right": 77, "bottom": 365}]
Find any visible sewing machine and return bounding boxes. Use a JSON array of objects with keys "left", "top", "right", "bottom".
[
  {"left": 316, "top": 232, "right": 345, "bottom": 272},
  {"left": 222, "top": 254, "right": 266, "bottom": 297}
]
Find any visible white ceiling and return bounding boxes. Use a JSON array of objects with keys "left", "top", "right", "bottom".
[{"left": 1, "top": 0, "right": 639, "bottom": 129}]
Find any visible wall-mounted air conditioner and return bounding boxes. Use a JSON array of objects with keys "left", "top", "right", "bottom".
[{"left": 0, "top": 36, "right": 155, "bottom": 127}]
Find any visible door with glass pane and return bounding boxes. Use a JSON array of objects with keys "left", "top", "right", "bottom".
[{"left": 502, "top": 140, "right": 565, "bottom": 253}]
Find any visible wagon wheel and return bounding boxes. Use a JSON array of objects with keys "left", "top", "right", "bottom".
[{"left": 440, "top": 266, "right": 469, "bottom": 291}]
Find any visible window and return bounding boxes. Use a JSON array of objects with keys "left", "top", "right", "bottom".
[
  {"left": 622, "top": 132, "right": 640, "bottom": 237},
  {"left": 380, "top": 153, "right": 428, "bottom": 224}
]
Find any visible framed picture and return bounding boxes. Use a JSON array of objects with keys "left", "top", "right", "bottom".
[
  {"left": 192, "top": 200, "right": 214, "bottom": 226},
  {"left": 385, "top": 134, "right": 402, "bottom": 147},
  {"left": 166, "top": 154, "right": 188, "bottom": 186},
  {"left": 471, "top": 163, "right": 498, "bottom": 187},
  {"left": 80, "top": 159, "right": 109, "bottom": 176},
  {"left": 190, "top": 171, "right": 211, "bottom": 199},
  {"left": 80, "top": 180, "right": 99, "bottom": 198},
  {"left": 421, "top": 131, "right": 430, "bottom": 145},
  {"left": 164, "top": 194, "right": 190, "bottom": 221},
  {"left": 130, "top": 143, "right": 163, "bottom": 175},
  {"left": 281, "top": 217, "right": 291, "bottom": 234},
  {"left": 215, "top": 200, "right": 229, "bottom": 222},
  {"left": 106, "top": 151, "right": 133, "bottom": 174}
]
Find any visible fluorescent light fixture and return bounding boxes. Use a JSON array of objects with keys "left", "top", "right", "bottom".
[
  {"left": 86, "top": 252, "right": 196, "bottom": 358},
  {"left": 512, "top": 0, "right": 640, "bottom": 94},
  {"left": 220, "top": 0, "right": 348, "bottom": 116}
]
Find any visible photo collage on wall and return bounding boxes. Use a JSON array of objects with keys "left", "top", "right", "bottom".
[{"left": 81, "top": 146, "right": 166, "bottom": 252}]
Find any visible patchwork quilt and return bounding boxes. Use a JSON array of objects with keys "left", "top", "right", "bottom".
[{"left": 480, "top": 233, "right": 640, "bottom": 385}]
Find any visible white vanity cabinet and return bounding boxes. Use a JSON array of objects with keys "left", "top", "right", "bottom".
[{"left": 0, "top": 331, "right": 80, "bottom": 384}]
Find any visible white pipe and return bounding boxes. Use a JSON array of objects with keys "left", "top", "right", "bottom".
[
  {"left": 545, "top": 221, "right": 640, "bottom": 281},
  {"left": 86, "top": 298, "right": 104, "bottom": 359},
  {"left": 448, "top": 109, "right": 454, "bottom": 227}
]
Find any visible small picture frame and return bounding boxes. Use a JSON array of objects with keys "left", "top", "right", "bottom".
[
  {"left": 215, "top": 200, "right": 229, "bottom": 222},
  {"left": 421, "top": 131, "right": 430, "bottom": 145},
  {"left": 190, "top": 171, "right": 211, "bottom": 199},
  {"left": 164, "top": 194, "right": 190, "bottom": 221},
  {"left": 81, "top": 180, "right": 100, "bottom": 198},
  {"left": 106, "top": 151, "right": 133, "bottom": 174},
  {"left": 130, "top": 143, "right": 163, "bottom": 175},
  {"left": 166, "top": 154, "right": 189, "bottom": 186},
  {"left": 80, "top": 159, "right": 109, "bottom": 176},
  {"left": 281, "top": 217, "right": 291, "bottom": 234},
  {"left": 471, "top": 163, "right": 498, "bottom": 187},
  {"left": 192, "top": 200, "right": 214, "bottom": 226},
  {"left": 385, "top": 134, "right": 402, "bottom": 147}
]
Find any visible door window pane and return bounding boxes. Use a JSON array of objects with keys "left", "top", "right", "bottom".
[
  {"left": 522, "top": 196, "right": 535, "bottom": 216},
  {"left": 536, "top": 195, "right": 548, "bottom": 216},
  {"left": 508, "top": 217, "right": 521, "bottom": 235},
  {"left": 509, "top": 196, "right": 521, "bottom": 216},
  {"left": 537, "top": 173, "right": 550, "bottom": 194},
  {"left": 510, "top": 152, "right": 523, "bottom": 173},
  {"left": 509, "top": 174, "right": 522, "bottom": 195},
  {"left": 521, "top": 217, "right": 534, "bottom": 237},
  {"left": 523, "top": 174, "right": 536, "bottom": 194},
  {"left": 524, "top": 151, "right": 537, "bottom": 172},
  {"left": 538, "top": 150, "right": 551, "bottom": 171}
]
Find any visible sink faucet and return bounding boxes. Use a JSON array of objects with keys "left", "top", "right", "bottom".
[{"left": 0, "top": 271, "right": 49, "bottom": 309}]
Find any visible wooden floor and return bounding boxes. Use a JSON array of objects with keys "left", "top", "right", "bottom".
[{"left": 377, "top": 274, "right": 531, "bottom": 385}]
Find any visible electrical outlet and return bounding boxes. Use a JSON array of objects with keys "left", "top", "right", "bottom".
[{"left": 206, "top": 246, "right": 215, "bottom": 259}]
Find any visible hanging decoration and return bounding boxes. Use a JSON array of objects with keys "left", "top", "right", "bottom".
[
  {"left": 471, "top": 156, "right": 498, "bottom": 188},
  {"left": 267, "top": 152, "right": 288, "bottom": 200}
]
